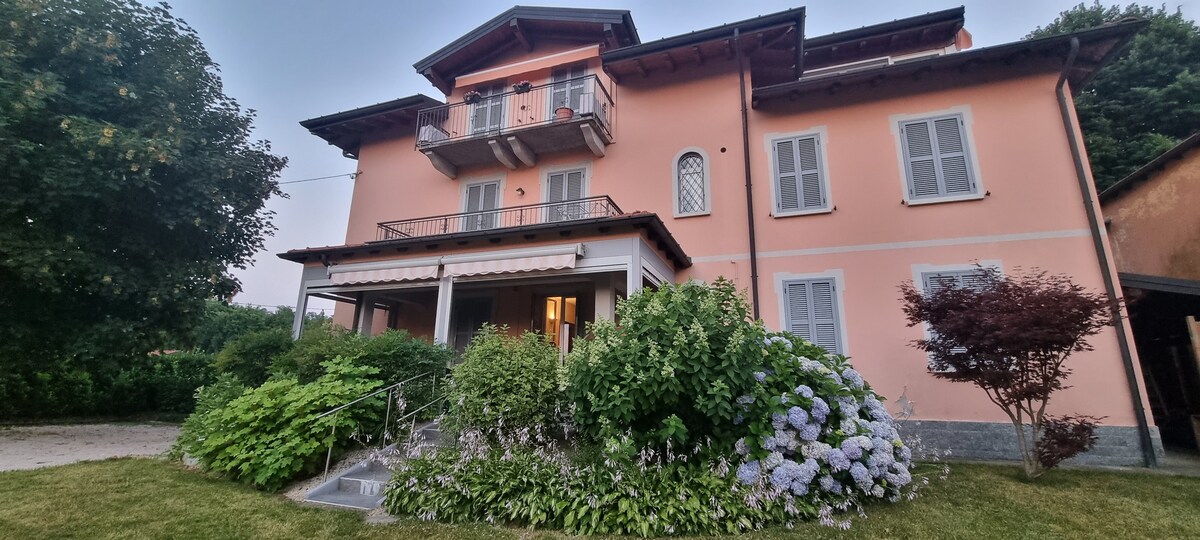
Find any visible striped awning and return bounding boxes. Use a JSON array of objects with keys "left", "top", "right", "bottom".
[
  {"left": 329, "top": 265, "right": 438, "bottom": 285},
  {"left": 443, "top": 253, "right": 577, "bottom": 277}
]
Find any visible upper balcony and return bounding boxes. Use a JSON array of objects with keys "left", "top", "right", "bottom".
[
  {"left": 414, "top": 75, "right": 615, "bottom": 178},
  {"left": 375, "top": 195, "right": 623, "bottom": 241}
]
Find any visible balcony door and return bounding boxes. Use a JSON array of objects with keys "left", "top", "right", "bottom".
[
  {"left": 463, "top": 180, "right": 500, "bottom": 231},
  {"left": 546, "top": 169, "right": 585, "bottom": 222},
  {"left": 550, "top": 64, "right": 586, "bottom": 114},
  {"left": 471, "top": 83, "right": 505, "bottom": 135}
]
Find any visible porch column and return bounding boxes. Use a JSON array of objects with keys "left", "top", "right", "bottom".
[
  {"left": 356, "top": 292, "right": 378, "bottom": 335},
  {"left": 433, "top": 275, "right": 455, "bottom": 345},
  {"left": 351, "top": 292, "right": 364, "bottom": 332},
  {"left": 292, "top": 284, "right": 309, "bottom": 340},
  {"left": 626, "top": 257, "right": 643, "bottom": 297},
  {"left": 595, "top": 274, "right": 616, "bottom": 322}
]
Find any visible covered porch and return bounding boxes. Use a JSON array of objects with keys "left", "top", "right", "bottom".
[{"left": 281, "top": 217, "right": 689, "bottom": 355}]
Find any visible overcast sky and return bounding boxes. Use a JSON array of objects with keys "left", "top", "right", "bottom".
[{"left": 165, "top": 0, "right": 1197, "bottom": 314}]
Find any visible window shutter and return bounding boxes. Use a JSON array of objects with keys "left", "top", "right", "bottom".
[
  {"left": 775, "top": 139, "right": 800, "bottom": 212},
  {"left": 903, "top": 120, "right": 940, "bottom": 198},
  {"left": 548, "top": 172, "right": 565, "bottom": 202},
  {"left": 810, "top": 280, "right": 840, "bottom": 353},
  {"left": 934, "top": 117, "right": 973, "bottom": 194},
  {"left": 464, "top": 182, "right": 499, "bottom": 231},
  {"left": 922, "top": 269, "right": 989, "bottom": 359},
  {"left": 566, "top": 170, "right": 584, "bottom": 200},
  {"left": 796, "top": 136, "right": 825, "bottom": 209},
  {"left": 785, "top": 278, "right": 842, "bottom": 354},
  {"left": 786, "top": 281, "right": 811, "bottom": 341}
]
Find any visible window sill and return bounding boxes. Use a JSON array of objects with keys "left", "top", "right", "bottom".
[
  {"left": 673, "top": 211, "right": 711, "bottom": 219},
  {"left": 772, "top": 207, "right": 833, "bottom": 218},
  {"left": 905, "top": 192, "right": 984, "bottom": 206}
]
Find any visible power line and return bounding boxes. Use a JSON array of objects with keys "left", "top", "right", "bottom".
[{"left": 278, "top": 171, "right": 359, "bottom": 186}]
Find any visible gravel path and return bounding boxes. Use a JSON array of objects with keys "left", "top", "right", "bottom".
[{"left": 0, "top": 423, "right": 180, "bottom": 471}]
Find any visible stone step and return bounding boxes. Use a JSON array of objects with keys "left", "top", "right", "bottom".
[
  {"left": 304, "top": 490, "right": 385, "bottom": 510},
  {"left": 337, "top": 468, "right": 392, "bottom": 495}
]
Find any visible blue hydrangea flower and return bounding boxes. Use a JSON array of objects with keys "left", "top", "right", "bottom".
[
  {"left": 798, "top": 458, "right": 821, "bottom": 484},
  {"left": 735, "top": 395, "right": 755, "bottom": 405},
  {"left": 763, "top": 451, "right": 785, "bottom": 470},
  {"left": 798, "top": 422, "right": 821, "bottom": 442},
  {"left": 736, "top": 461, "right": 761, "bottom": 484},
  {"left": 787, "top": 406, "right": 809, "bottom": 428},
  {"left": 840, "top": 438, "right": 864, "bottom": 460},
  {"left": 770, "top": 459, "right": 802, "bottom": 488},
  {"left": 790, "top": 480, "right": 810, "bottom": 496},
  {"left": 761, "top": 435, "right": 778, "bottom": 450},
  {"left": 871, "top": 437, "right": 891, "bottom": 453},
  {"left": 810, "top": 397, "right": 830, "bottom": 422},
  {"left": 771, "top": 413, "right": 787, "bottom": 430},
  {"left": 753, "top": 371, "right": 767, "bottom": 383},
  {"left": 842, "top": 368, "right": 864, "bottom": 388},
  {"left": 849, "top": 462, "right": 872, "bottom": 488},
  {"left": 733, "top": 413, "right": 744, "bottom": 425},
  {"left": 826, "top": 371, "right": 843, "bottom": 385},
  {"left": 818, "top": 474, "right": 843, "bottom": 493},
  {"left": 898, "top": 445, "right": 913, "bottom": 463},
  {"left": 794, "top": 385, "right": 814, "bottom": 399},
  {"left": 774, "top": 429, "right": 798, "bottom": 451},
  {"left": 833, "top": 396, "right": 858, "bottom": 413},
  {"left": 824, "top": 447, "right": 851, "bottom": 472}
]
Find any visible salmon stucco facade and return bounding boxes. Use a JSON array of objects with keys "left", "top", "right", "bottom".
[{"left": 281, "top": 6, "right": 1162, "bottom": 466}]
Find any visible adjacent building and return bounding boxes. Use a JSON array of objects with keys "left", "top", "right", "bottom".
[
  {"left": 1101, "top": 132, "right": 1200, "bottom": 451},
  {"left": 282, "top": 6, "right": 1160, "bottom": 465}
]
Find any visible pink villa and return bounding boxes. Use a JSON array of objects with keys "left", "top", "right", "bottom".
[{"left": 282, "top": 6, "right": 1161, "bottom": 466}]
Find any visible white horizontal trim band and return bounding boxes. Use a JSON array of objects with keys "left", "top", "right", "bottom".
[{"left": 689, "top": 229, "right": 1092, "bottom": 264}]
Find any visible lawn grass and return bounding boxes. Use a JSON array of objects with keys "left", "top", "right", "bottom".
[{"left": 0, "top": 458, "right": 1197, "bottom": 539}]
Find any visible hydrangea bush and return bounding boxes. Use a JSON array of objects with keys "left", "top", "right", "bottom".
[{"left": 730, "top": 332, "right": 919, "bottom": 520}]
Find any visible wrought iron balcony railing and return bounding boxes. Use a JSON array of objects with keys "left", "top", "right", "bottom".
[
  {"left": 414, "top": 75, "right": 615, "bottom": 148},
  {"left": 375, "top": 195, "right": 623, "bottom": 241}
]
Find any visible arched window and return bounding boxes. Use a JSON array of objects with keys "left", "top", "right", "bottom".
[{"left": 675, "top": 150, "right": 709, "bottom": 216}]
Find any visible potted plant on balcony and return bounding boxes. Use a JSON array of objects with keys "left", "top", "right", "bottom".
[
  {"left": 512, "top": 80, "right": 532, "bottom": 93},
  {"left": 462, "top": 90, "right": 482, "bottom": 105},
  {"left": 555, "top": 105, "right": 574, "bottom": 121}
]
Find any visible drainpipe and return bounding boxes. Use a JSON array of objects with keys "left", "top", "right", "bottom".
[
  {"left": 1055, "top": 37, "right": 1157, "bottom": 467},
  {"left": 734, "top": 28, "right": 762, "bottom": 319}
]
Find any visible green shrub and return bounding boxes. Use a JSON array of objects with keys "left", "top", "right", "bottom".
[
  {"left": 173, "top": 374, "right": 246, "bottom": 458},
  {"left": 448, "top": 325, "right": 562, "bottom": 432},
  {"left": 568, "top": 279, "right": 759, "bottom": 449},
  {"left": 151, "top": 351, "right": 218, "bottom": 413},
  {"left": 385, "top": 435, "right": 798, "bottom": 536},
  {"left": 356, "top": 329, "right": 450, "bottom": 412},
  {"left": 215, "top": 327, "right": 293, "bottom": 386},
  {"left": 270, "top": 323, "right": 363, "bottom": 383},
  {"left": 181, "top": 358, "right": 381, "bottom": 491}
]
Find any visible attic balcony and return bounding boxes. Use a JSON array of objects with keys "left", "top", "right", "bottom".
[
  {"left": 415, "top": 75, "right": 614, "bottom": 178},
  {"left": 375, "top": 195, "right": 623, "bottom": 241}
]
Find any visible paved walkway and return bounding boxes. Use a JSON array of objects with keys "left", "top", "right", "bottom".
[{"left": 0, "top": 423, "right": 180, "bottom": 471}]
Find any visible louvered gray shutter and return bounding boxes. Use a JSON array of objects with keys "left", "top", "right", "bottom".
[
  {"left": 922, "top": 269, "right": 988, "bottom": 357},
  {"left": 810, "top": 280, "right": 840, "bottom": 353},
  {"left": 785, "top": 279, "right": 842, "bottom": 354},
  {"left": 566, "top": 170, "right": 584, "bottom": 200},
  {"left": 903, "top": 120, "right": 940, "bottom": 198},
  {"left": 548, "top": 172, "right": 565, "bottom": 202},
  {"left": 934, "top": 117, "right": 973, "bottom": 194},
  {"left": 786, "top": 281, "right": 811, "bottom": 341},
  {"left": 464, "top": 184, "right": 483, "bottom": 231},
  {"left": 796, "top": 136, "right": 825, "bottom": 209},
  {"left": 481, "top": 182, "right": 499, "bottom": 229},
  {"left": 775, "top": 139, "right": 800, "bottom": 212}
]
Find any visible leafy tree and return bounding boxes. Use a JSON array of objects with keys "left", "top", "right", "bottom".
[
  {"left": 0, "top": 1, "right": 285, "bottom": 376},
  {"left": 1028, "top": 2, "right": 1200, "bottom": 189},
  {"left": 899, "top": 267, "right": 1111, "bottom": 478}
]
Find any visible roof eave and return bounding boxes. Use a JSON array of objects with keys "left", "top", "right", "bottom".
[{"left": 1100, "top": 131, "right": 1200, "bottom": 202}]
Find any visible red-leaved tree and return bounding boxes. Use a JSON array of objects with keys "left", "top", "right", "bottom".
[{"left": 899, "top": 266, "right": 1111, "bottom": 478}]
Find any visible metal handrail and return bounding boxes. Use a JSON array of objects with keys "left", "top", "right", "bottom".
[
  {"left": 318, "top": 370, "right": 442, "bottom": 481},
  {"left": 313, "top": 371, "right": 430, "bottom": 421}
]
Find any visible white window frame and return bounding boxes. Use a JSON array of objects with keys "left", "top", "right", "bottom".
[
  {"left": 774, "top": 269, "right": 849, "bottom": 355},
  {"left": 672, "top": 147, "right": 711, "bottom": 218},
  {"left": 911, "top": 260, "right": 1002, "bottom": 371},
  {"left": 890, "top": 106, "right": 985, "bottom": 206},
  {"left": 460, "top": 176, "right": 505, "bottom": 232},
  {"left": 764, "top": 127, "right": 834, "bottom": 217},
  {"left": 548, "top": 63, "right": 588, "bottom": 119},
  {"left": 539, "top": 162, "right": 591, "bottom": 203}
]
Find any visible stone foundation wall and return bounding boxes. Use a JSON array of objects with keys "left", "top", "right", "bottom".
[{"left": 900, "top": 420, "right": 1164, "bottom": 467}]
